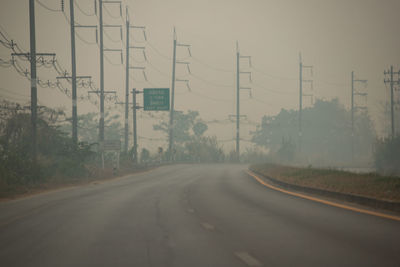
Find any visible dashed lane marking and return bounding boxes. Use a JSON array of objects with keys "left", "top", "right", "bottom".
[
  {"left": 235, "top": 251, "right": 263, "bottom": 266},
  {"left": 201, "top": 222, "right": 215, "bottom": 231},
  {"left": 187, "top": 208, "right": 195, "bottom": 213},
  {"left": 247, "top": 170, "right": 400, "bottom": 222}
]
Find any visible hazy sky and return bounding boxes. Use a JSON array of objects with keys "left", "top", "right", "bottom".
[{"left": 1, "top": 0, "right": 399, "bottom": 152}]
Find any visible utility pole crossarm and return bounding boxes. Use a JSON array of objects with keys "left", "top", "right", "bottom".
[
  {"left": 75, "top": 25, "right": 97, "bottom": 28},
  {"left": 104, "top": 48, "right": 122, "bottom": 52},
  {"left": 11, "top": 53, "right": 56, "bottom": 57},
  {"left": 56, "top": 76, "right": 92, "bottom": 79}
]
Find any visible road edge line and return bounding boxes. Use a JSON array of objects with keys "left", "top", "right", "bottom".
[{"left": 246, "top": 170, "right": 400, "bottom": 222}]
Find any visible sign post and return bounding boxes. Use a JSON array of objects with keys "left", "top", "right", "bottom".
[{"left": 100, "top": 140, "right": 121, "bottom": 170}]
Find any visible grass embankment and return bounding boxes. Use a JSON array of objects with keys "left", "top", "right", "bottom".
[
  {"left": 0, "top": 164, "right": 154, "bottom": 201},
  {"left": 250, "top": 163, "right": 400, "bottom": 202}
]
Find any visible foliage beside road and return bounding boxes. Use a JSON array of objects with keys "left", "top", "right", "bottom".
[
  {"left": 250, "top": 163, "right": 400, "bottom": 202},
  {"left": 0, "top": 101, "right": 148, "bottom": 199},
  {"left": 153, "top": 110, "right": 225, "bottom": 162},
  {"left": 374, "top": 136, "right": 400, "bottom": 175},
  {"left": 251, "top": 99, "right": 375, "bottom": 166}
]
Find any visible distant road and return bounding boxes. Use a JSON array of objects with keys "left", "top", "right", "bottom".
[{"left": 0, "top": 164, "right": 399, "bottom": 267}]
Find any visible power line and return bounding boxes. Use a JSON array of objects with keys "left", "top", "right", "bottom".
[
  {"left": 252, "top": 81, "right": 296, "bottom": 95},
  {"left": 35, "top": 0, "right": 62, "bottom": 12},
  {"left": 189, "top": 91, "right": 232, "bottom": 103},
  {"left": 74, "top": 0, "right": 96, "bottom": 16},
  {"left": 103, "top": 27, "right": 122, "bottom": 43},
  {"left": 146, "top": 40, "right": 171, "bottom": 60},
  {"left": 190, "top": 73, "right": 232, "bottom": 88},
  {"left": 61, "top": 11, "right": 97, "bottom": 45},
  {"left": 252, "top": 66, "right": 296, "bottom": 81},
  {"left": 191, "top": 55, "right": 233, "bottom": 73}
]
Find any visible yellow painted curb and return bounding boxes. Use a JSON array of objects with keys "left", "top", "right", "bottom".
[{"left": 247, "top": 170, "right": 400, "bottom": 222}]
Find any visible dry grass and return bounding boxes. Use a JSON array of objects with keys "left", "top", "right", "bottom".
[
  {"left": 0, "top": 165, "right": 154, "bottom": 201},
  {"left": 250, "top": 163, "right": 400, "bottom": 202}
]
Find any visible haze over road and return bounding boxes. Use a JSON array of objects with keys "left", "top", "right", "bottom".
[{"left": 0, "top": 164, "right": 399, "bottom": 267}]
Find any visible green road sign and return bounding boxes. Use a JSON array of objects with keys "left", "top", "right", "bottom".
[{"left": 143, "top": 88, "right": 170, "bottom": 111}]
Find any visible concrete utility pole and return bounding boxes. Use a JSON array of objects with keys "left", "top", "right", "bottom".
[
  {"left": 98, "top": 0, "right": 122, "bottom": 146},
  {"left": 298, "top": 53, "right": 313, "bottom": 153},
  {"left": 384, "top": 66, "right": 400, "bottom": 138},
  {"left": 299, "top": 54, "right": 302, "bottom": 147},
  {"left": 390, "top": 66, "right": 394, "bottom": 138},
  {"left": 98, "top": 0, "right": 105, "bottom": 144},
  {"left": 351, "top": 71, "right": 367, "bottom": 161},
  {"left": 29, "top": 0, "right": 37, "bottom": 162},
  {"left": 351, "top": 71, "right": 354, "bottom": 160},
  {"left": 69, "top": 0, "right": 78, "bottom": 144},
  {"left": 169, "top": 29, "right": 177, "bottom": 162},
  {"left": 131, "top": 88, "right": 143, "bottom": 164},
  {"left": 168, "top": 28, "right": 191, "bottom": 162},
  {"left": 125, "top": 8, "right": 129, "bottom": 154},
  {"left": 236, "top": 42, "right": 240, "bottom": 159},
  {"left": 132, "top": 88, "right": 137, "bottom": 163},
  {"left": 234, "top": 42, "right": 252, "bottom": 162},
  {"left": 124, "top": 9, "right": 146, "bottom": 155}
]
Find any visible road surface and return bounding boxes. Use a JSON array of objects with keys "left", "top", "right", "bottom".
[{"left": 0, "top": 164, "right": 399, "bottom": 266}]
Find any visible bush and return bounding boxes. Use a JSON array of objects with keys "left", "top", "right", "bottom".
[
  {"left": 0, "top": 102, "right": 95, "bottom": 194},
  {"left": 374, "top": 136, "right": 400, "bottom": 175}
]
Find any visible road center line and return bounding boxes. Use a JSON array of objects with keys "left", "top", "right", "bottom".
[
  {"left": 187, "top": 208, "right": 195, "bottom": 213},
  {"left": 235, "top": 251, "right": 263, "bottom": 266},
  {"left": 247, "top": 170, "right": 400, "bottom": 222},
  {"left": 201, "top": 222, "right": 215, "bottom": 230}
]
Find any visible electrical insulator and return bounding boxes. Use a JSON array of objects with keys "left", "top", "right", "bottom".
[{"left": 61, "top": 0, "right": 64, "bottom": 12}]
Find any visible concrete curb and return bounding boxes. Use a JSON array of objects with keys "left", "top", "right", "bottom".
[{"left": 248, "top": 168, "right": 400, "bottom": 213}]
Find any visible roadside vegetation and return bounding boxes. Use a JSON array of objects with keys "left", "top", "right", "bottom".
[
  {"left": 250, "top": 163, "right": 400, "bottom": 202},
  {"left": 251, "top": 99, "right": 375, "bottom": 167},
  {"left": 374, "top": 136, "right": 400, "bottom": 175},
  {"left": 0, "top": 101, "right": 145, "bottom": 199},
  {"left": 153, "top": 110, "right": 225, "bottom": 162},
  {"left": 1, "top": 97, "right": 399, "bottom": 199}
]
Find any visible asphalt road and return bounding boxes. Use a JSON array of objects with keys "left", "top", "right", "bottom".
[{"left": 0, "top": 164, "right": 399, "bottom": 267}]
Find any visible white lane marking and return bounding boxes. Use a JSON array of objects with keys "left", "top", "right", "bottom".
[
  {"left": 235, "top": 251, "right": 263, "bottom": 266},
  {"left": 187, "top": 208, "right": 195, "bottom": 213},
  {"left": 201, "top": 222, "right": 215, "bottom": 230}
]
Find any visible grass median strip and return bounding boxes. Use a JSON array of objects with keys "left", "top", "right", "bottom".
[
  {"left": 247, "top": 170, "right": 400, "bottom": 222},
  {"left": 250, "top": 163, "right": 400, "bottom": 202}
]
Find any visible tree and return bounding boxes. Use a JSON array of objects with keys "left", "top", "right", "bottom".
[
  {"left": 153, "top": 110, "right": 201, "bottom": 144},
  {"left": 153, "top": 110, "right": 224, "bottom": 162},
  {"left": 251, "top": 98, "right": 375, "bottom": 166},
  {"left": 59, "top": 111, "right": 123, "bottom": 145},
  {"left": 374, "top": 136, "right": 400, "bottom": 175},
  {"left": 0, "top": 100, "right": 94, "bottom": 190}
]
